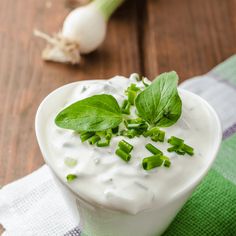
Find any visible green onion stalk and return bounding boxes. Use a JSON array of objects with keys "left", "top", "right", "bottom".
[{"left": 34, "top": 0, "right": 125, "bottom": 64}]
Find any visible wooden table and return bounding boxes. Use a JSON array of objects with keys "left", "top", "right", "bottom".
[{"left": 0, "top": 0, "right": 236, "bottom": 232}]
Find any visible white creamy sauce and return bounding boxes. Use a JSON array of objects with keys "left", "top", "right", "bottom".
[{"left": 46, "top": 75, "right": 215, "bottom": 214}]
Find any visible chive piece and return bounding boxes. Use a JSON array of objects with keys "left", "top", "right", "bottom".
[
  {"left": 66, "top": 174, "right": 77, "bottom": 182},
  {"left": 121, "top": 99, "right": 131, "bottom": 115},
  {"left": 164, "top": 159, "right": 171, "bottom": 167},
  {"left": 115, "top": 148, "right": 131, "bottom": 162},
  {"left": 145, "top": 143, "right": 163, "bottom": 155},
  {"left": 105, "top": 130, "right": 112, "bottom": 140},
  {"left": 151, "top": 135, "right": 160, "bottom": 142},
  {"left": 182, "top": 144, "right": 194, "bottom": 156},
  {"left": 128, "top": 90, "right": 136, "bottom": 105},
  {"left": 118, "top": 139, "right": 133, "bottom": 153},
  {"left": 168, "top": 136, "right": 184, "bottom": 146},
  {"left": 142, "top": 155, "right": 163, "bottom": 170},
  {"left": 176, "top": 149, "right": 185, "bottom": 155},
  {"left": 97, "top": 139, "right": 110, "bottom": 147},
  {"left": 64, "top": 157, "right": 77, "bottom": 167},
  {"left": 160, "top": 156, "right": 171, "bottom": 168},
  {"left": 167, "top": 136, "right": 194, "bottom": 156},
  {"left": 143, "top": 127, "right": 160, "bottom": 137},
  {"left": 124, "top": 129, "right": 138, "bottom": 138},
  {"left": 129, "top": 83, "right": 140, "bottom": 92},
  {"left": 167, "top": 146, "right": 177, "bottom": 153},
  {"left": 89, "top": 135, "right": 101, "bottom": 145},
  {"left": 158, "top": 130, "right": 165, "bottom": 142},
  {"left": 112, "top": 126, "right": 119, "bottom": 134},
  {"left": 80, "top": 132, "right": 95, "bottom": 142},
  {"left": 127, "top": 123, "right": 141, "bottom": 129}
]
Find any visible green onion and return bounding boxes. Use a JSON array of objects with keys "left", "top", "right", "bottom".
[
  {"left": 112, "top": 126, "right": 119, "bottom": 134},
  {"left": 121, "top": 99, "right": 131, "bottom": 114},
  {"left": 129, "top": 83, "right": 140, "bottom": 92},
  {"left": 182, "top": 144, "right": 194, "bottom": 156},
  {"left": 127, "top": 123, "right": 142, "bottom": 129},
  {"left": 145, "top": 143, "right": 163, "bottom": 155},
  {"left": 115, "top": 148, "right": 131, "bottom": 162},
  {"left": 168, "top": 136, "right": 184, "bottom": 146},
  {"left": 158, "top": 130, "right": 165, "bottom": 142},
  {"left": 167, "top": 136, "right": 194, "bottom": 156},
  {"left": 105, "top": 130, "right": 112, "bottom": 140},
  {"left": 122, "top": 129, "right": 138, "bottom": 138},
  {"left": 163, "top": 159, "right": 171, "bottom": 167},
  {"left": 128, "top": 90, "right": 136, "bottom": 105},
  {"left": 64, "top": 157, "right": 77, "bottom": 167},
  {"left": 97, "top": 139, "right": 110, "bottom": 147},
  {"left": 150, "top": 129, "right": 165, "bottom": 142},
  {"left": 143, "top": 127, "right": 160, "bottom": 137},
  {"left": 89, "top": 135, "right": 101, "bottom": 145},
  {"left": 80, "top": 132, "right": 95, "bottom": 142},
  {"left": 167, "top": 146, "right": 178, "bottom": 153},
  {"left": 66, "top": 174, "right": 77, "bottom": 182},
  {"left": 118, "top": 139, "right": 133, "bottom": 153},
  {"left": 142, "top": 155, "right": 163, "bottom": 170}
]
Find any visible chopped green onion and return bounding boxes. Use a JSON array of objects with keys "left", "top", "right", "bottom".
[
  {"left": 112, "top": 126, "right": 119, "bottom": 134},
  {"left": 168, "top": 136, "right": 184, "bottom": 146},
  {"left": 158, "top": 130, "right": 165, "bottom": 142},
  {"left": 89, "top": 135, "right": 101, "bottom": 145},
  {"left": 163, "top": 159, "right": 171, "bottom": 167},
  {"left": 105, "top": 130, "right": 112, "bottom": 140},
  {"left": 118, "top": 139, "right": 133, "bottom": 153},
  {"left": 142, "top": 155, "right": 163, "bottom": 170},
  {"left": 129, "top": 83, "right": 140, "bottom": 92},
  {"left": 127, "top": 123, "right": 142, "bottom": 129},
  {"left": 80, "top": 132, "right": 95, "bottom": 142},
  {"left": 128, "top": 90, "right": 136, "bottom": 105},
  {"left": 176, "top": 149, "right": 186, "bottom": 155},
  {"left": 121, "top": 99, "right": 131, "bottom": 114},
  {"left": 66, "top": 174, "right": 77, "bottom": 182},
  {"left": 145, "top": 143, "right": 163, "bottom": 155},
  {"left": 182, "top": 144, "right": 194, "bottom": 156},
  {"left": 143, "top": 127, "right": 160, "bottom": 137},
  {"left": 97, "top": 139, "right": 110, "bottom": 147},
  {"left": 64, "top": 157, "right": 77, "bottom": 167},
  {"left": 115, "top": 148, "right": 131, "bottom": 162},
  {"left": 167, "top": 146, "right": 178, "bottom": 153},
  {"left": 150, "top": 129, "right": 165, "bottom": 142},
  {"left": 122, "top": 129, "right": 138, "bottom": 138},
  {"left": 167, "top": 136, "right": 194, "bottom": 156}
]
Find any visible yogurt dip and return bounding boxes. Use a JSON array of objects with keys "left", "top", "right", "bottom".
[{"left": 36, "top": 74, "right": 222, "bottom": 236}]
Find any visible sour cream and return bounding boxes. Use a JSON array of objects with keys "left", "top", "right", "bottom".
[{"left": 44, "top": 75, "right": 218, "bottom": 214}]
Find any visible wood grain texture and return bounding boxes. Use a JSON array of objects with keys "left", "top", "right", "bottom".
[
  {"left": 142, "top": 0, "right": 236, "bottom": 82},
  {"left": 0, "top": 0, "right": 236, "bottom": 233}
]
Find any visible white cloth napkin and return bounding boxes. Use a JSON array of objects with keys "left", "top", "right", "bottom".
[
  {"left": 1, "top": 55, "right": 236, "bottom": 236},
  {"left": 0, "top": 166, "right": 79, "bottom": 236}
]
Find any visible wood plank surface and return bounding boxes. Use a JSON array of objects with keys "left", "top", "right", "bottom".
[{"left": 1, "top": 0, "right": 236, "bottom": 233}]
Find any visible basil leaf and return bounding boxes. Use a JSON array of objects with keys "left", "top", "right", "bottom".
[
  {"left": 55, "top": 94, "right": 123, "bottom": 132},
  {"left": 135, "top": 71, "right": 182, "bottom": 127}
]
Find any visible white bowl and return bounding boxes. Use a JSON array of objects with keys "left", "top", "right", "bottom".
[{"left": 35, "top": 82, "right": 222, "bottom": 236}]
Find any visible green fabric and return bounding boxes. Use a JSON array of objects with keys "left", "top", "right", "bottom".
[
  {"left": 163, "top": 169, "right": 236, "bottom": 236},
  {"left": 213, "top": 134, "right": 236, "bottom": 185},
  {"left": 163, "top": 56, "right": 236, "bottom": 236}
]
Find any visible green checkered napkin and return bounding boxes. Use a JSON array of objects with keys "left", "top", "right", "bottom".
[{"left": 163, "top": 55, "right": 236, "bottom": 236}]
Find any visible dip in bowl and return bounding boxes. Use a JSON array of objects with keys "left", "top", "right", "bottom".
[{"left": 35, "top": 72, "right": 222, "bottom": 236}]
